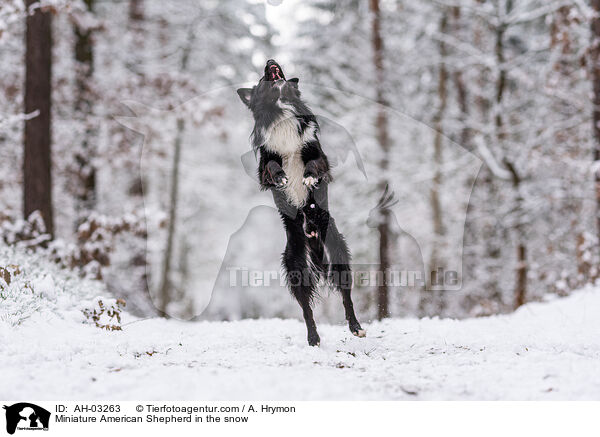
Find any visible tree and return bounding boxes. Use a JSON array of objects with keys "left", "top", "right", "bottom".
[
  {"left": 487, "top": 0, "right": 528, "bottom": 308},
  {"left": 73, "top": 0, "right": 97, "bottom": 226},
  {"left": 426, "top": 10, "right": 449, "bottom": 314},
  {"left": 370, "top": 0, "right": 391, "bottom": 320},
  {"left": 591, "top": 0, "right": 600, "bottom": 262},
  {"left": 24, "top": 0, "right": 53, "bottom": 237}
]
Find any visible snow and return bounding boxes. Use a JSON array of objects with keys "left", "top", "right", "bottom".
[{"left": 1, "top": 245, "right": 599, "bottom": 400}]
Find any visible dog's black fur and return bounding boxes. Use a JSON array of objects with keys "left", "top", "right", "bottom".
[{"left": 237, "top": 60, "right": 364, "bottom": 346}]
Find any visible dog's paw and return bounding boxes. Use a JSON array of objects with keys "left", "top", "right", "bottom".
[
  {"left": 350, "top": 321, "right": 366, "bottom": 338},
  {"left": 352, "top": 329, "right": 367, "bottom": 338},
  {"left": 274, "top": 173, "right": 288, "bottom": 188},
  {"left": 302, "top": 176, "right": 318, "bottom": 188},
  {"left": 305, "top": 230, "right": 318, "bottom": 238},
  {"left": 307, "top": 332, "right": 321, "bottom": 347}
]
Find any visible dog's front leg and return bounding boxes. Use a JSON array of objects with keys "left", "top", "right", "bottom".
[
  {"left": 302, "top": 160, "right": 321, "bottom": 188},
  {"left": 301, "top": 142, "right": 330, "bottom": 189},
  {"left": 258, "top": 149, "right": 287, "bottom": 189},
  {"left": 263, "top": 160, "right": 288, "bottom": 187}
]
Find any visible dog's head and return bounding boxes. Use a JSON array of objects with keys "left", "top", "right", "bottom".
[{"left": 237, "top": 60, "right": 300, "bottom": 115}]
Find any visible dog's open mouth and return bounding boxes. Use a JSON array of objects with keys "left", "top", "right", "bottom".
[
  {"left": 270, "top": 65, "right": 282, "bottom": 80},
  {"left": 265, "top": 60, "right": 285, "bottom": 81}
]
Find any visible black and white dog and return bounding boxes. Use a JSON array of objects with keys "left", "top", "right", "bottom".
[{"left": 237, "top": 60, "right": 365, "bottom": 346}]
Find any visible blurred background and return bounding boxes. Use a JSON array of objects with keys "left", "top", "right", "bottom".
[{"left": 0, "top": 0, "right": 598, "bottom": 323}]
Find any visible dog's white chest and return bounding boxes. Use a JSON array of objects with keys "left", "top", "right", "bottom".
[
  {"left": 281, "top": 152, "right": 308, "bottom": 207},
  {"left": 265, "top": 112, "right": 302, "bottom": 155},
  {"left": 264, "top": 113, "right": 308, "bottom": 207}
]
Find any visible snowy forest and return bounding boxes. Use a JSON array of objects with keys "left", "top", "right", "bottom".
[{"left": 1, "top": 0, "right": 599, "bottom": 324}]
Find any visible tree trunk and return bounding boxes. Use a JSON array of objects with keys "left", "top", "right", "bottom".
[
  {"left": 158, "top": 20, "right": 196, "bottom": 316},
  {"left": 493, "top": 3, "right": 527, "bottom": 309},
  {"left": 127, "top": 0, "right": 144, "bottom": 76},
  {"left": 126, "top": 0, "right": 146, "bottom": 198},
  {"left": 591, "top": 0, "right": 600, "bottom": 262},
  {"left": 427, "top": 11, "right": 449, "bottom": 316},
  {"left": 472, "top": 5, "right": 502, "bottom": 303},
  {"left": 73, "top": 0, "right": 96, "bottom": 226},
  {"left": 505, "top": 160, "right": 527, "bottom": 308},
  {"left": 24, "top": 0, "right": 53, "bottom": 236},
  {"left": 451, "top": 6, "right": 470, "bottom": 149},
  {"left": 158, "top": 117, "right": 184, "bottom": 315},
  {"left": 515, "top": 243, "right": 527, "bottom": 307},
  {"left": 370, "top": 0, "right": 391, "bottom": 320},
  {"left": 129, "top": 0, "right": 144, "bottom": 22}
]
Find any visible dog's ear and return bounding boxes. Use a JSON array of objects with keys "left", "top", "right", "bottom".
[
  {"left": 237, "top": 88, "right": 253, "bottom": 107},
  {"left": 288, "top": 78, "right": 299, "bottom": 87}
]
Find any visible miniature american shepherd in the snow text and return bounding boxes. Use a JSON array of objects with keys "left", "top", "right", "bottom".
[{"left": 237, "top": 60, "right": 365, "bottom": 346}]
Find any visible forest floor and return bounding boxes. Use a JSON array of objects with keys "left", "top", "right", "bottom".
[{"left": 2, "top": 250, "right": 600, "bottom": 401}]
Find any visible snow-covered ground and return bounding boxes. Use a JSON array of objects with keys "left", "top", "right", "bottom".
[{"left": 2, "top": 246, "right": 600, "bottom": 400}]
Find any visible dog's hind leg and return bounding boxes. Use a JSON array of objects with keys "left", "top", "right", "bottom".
[
  {"left": 283, "top": 220, "right": 321, "bottom": 346},
  {"left": 324, "top": 218, "right": 366, "bottom": 338},
  {"left": 296, "top": 287, "right": 320, "bottom": 347}
]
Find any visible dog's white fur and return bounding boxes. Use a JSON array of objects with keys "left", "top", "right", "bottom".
[{"left": 264, "top": 110, "right": 308, "bottom": 207}]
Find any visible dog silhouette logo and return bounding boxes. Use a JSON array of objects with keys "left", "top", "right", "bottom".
[{"left": 3, "top": 403, "right": 50, "bottom": 434}]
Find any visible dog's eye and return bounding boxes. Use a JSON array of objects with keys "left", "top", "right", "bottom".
[{"left": 310, "top": 204, "right": 315, "bottom": 209}]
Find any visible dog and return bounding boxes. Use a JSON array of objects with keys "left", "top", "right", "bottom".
[{"left": 237, "top": 60, "right": 365, "bottom": 346}]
